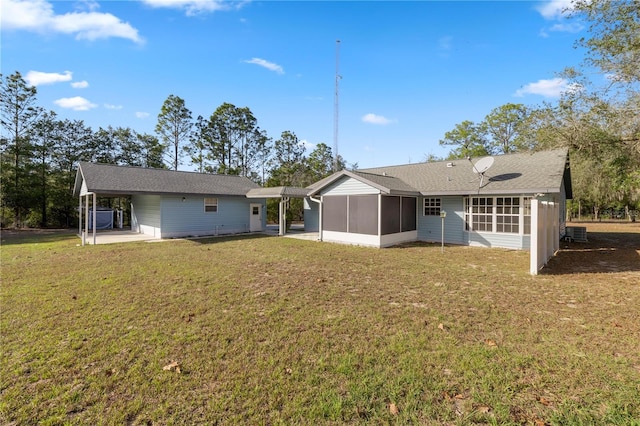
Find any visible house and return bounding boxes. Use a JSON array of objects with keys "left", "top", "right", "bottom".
[
  {"left": 74, "top": 149, "right": 570, "bottom": 274},
  {"left": 74, "top": 162, "right": 266, "bottom": 242},
  {"left": 305, "top": 148, "right": 572, "bottom": 253}
]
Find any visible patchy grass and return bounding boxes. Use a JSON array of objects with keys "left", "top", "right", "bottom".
[{"left": 1, "top": 223, "right": 639, "bottom": 425}]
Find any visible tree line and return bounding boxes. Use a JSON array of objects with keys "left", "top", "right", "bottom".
[
  {"left": 435, "top": 0, "right": 639, "bottom": 220},
  {"left": 0, "top": 72, "right": 347, "bottom": 228},
  {"left": 1, "top": 0, "right": 637, "bottom": 227}
]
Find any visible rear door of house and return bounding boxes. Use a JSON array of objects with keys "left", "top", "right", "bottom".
[{"left": 250, "top": 203, "right": 262, "bottom": 232}]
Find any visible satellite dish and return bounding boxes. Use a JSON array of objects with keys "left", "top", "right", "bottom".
[
  {"left": 471, "top": 156, "right": 494, "bottom": 189},
  {"left": 472, "top": 156, "right": 494, "bottom": 174}
]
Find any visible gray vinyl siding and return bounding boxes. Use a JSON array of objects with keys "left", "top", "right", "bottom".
[
  {"left": 418, "top": 196, "right": 465, "bottom": 244},
  {"left": 160, "top": 195, "right": 257, "bottom": 238},
  {"left": 468, "top": 231, "right": 526, "bottom": 250},
  {"left": 417, "top": 195, "right": 530, "bottom": 249},
  {"left": 304, "top": 198, "right": 320, "bottom": 232},
  {"left": 131, "top": 194, "right": 161, "bottom": 229},
  {"left": 323, "top": 176, "right": 380, "bottom": 196}
]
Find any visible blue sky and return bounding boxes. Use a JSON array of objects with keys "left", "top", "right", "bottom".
[{"left": 2, "top": 0, "right": 586, "bottom": 169}]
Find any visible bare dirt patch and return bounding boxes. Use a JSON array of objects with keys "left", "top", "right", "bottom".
[{"left": 544, "top": 221, "right": 640, "bottom": 275}]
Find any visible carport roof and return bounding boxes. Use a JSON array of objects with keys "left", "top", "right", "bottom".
[
  {"left": 246, "top": 186, "right": 310, "bottom": 198},
  {"left": 74, "top": 162, "right": 260, "bottom": 197}
]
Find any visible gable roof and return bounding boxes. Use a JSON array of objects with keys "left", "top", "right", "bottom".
[
  {"left": 310, "top": 148, "right": 571, "bottom": 197},
  {"left": 74, "top": 162, "right": 260, "bottom": 197},
  {"left": 308, "top": 169, "right": 420, "bottom": 196}
]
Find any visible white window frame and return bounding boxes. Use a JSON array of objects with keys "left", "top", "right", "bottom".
[
  {"left": 423, "top": 198, "right": 441, "bottom": 216},
  {"left": 465, "top": 195, "right": 532, "bottom": 235},
  {"left": 523, "top": 197, "right": 532, "bottom": 235},
  {"left": 496, "top": 197, "right": 520, "bottom": 233},
  {"left": 204, "top": 197, "right": 218, "bottom": 213}
]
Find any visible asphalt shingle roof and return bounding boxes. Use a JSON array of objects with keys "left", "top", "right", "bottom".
[
  {"left": 74, "top": 162, "right": 260, "bottom": 197},
  {"left": 246, "top": 186, "right": 311, "bottom": 198},
  {"left": 359, "top": 148, "right": 570, "bottom": 196},
  {"left": 349, "top": 171, "right": 422, "bottom": 194}
]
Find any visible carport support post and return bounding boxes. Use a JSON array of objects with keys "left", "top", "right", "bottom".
[
  {"left": 79, "top": 196, "right": 83, "bottom": 243},
  {"left": 84, "top": 194, "right": 89, "bottom": 246},
  {"left": 279, "top": 197, "right": 289, "bottom": 236},
  {"left": 92, "top": 193, "right": 97, "bottom": 245},
  {"left": 279, "top": 197, "right": 283, "bottom": 236}
]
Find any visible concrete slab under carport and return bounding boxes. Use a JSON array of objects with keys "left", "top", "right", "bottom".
[
  {"left": 265, "top": 224, "right": 319, "bottom": 241},
  {"left": 79, "top": 229, "right": 160, "bottom": 245}
]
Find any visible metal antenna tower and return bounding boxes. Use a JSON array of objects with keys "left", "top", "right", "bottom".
[{"left": 333, "top": 39, "right": 341, "bottom": 172}]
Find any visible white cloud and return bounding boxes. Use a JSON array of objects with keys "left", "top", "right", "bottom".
[
  {"left": 71, "top": 80, "right": 89, "bottom": 89},
  {"left": 136, "top": 112, "right": 150, "bottom": 119},
  {"left": 536, "top": 0, "right": 582, "bottom": 36},
  {"left": 25, "top": 70, "right": 72, "bottom": 86},
  {"left": 1, "top": 0, "right": 144, "bottom": 44},
  {"left": 104, "top": 103, "right": 123, "bottom": 110},
  {"left": 536, "top": 0, "right": 572, "bottom": 20},
  {"left": 514, "top": 78, "right": 581, "bottom": 98},
  {"left": 362, "top": 113, "right": 396, "bottom": 125},
  {"left": 244, "top": 58, "right": 284, "bottom": 75},
  {"left": 548, "top": 22, "right": 584, "bottom": 33},
  {"left": 54, "top": 96, "right": 97, "bottom": 111},
  {"left": 141, "top": 0, "right": 245, "bottom": 16},
  {"left": 300, "top": 139, "right": 316, "bottom": 151},
  {"left": 75, "top": 0, "right": 101, "bottom": 12}
]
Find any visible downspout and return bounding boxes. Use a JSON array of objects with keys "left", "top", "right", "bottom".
[{"left": 308, "top": 196, "right": 322, "bottom": 241}]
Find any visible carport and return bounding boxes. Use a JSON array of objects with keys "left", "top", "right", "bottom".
[
  {"left": 74, "top": 162, "right": 266, "bottom": 245},
  {"left": 246, "top": 186, "right": 310, "bottom": 236}
]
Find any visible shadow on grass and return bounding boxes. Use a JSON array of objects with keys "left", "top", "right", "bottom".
[
  {"left": 542, "top": 231, "right": 640, "bottom": 275},
  {"left": 188, "top": 232, "right": 273, "bottom": 245},
  {"left": 0, "top": 229, "right": 77, "bottom": 246},
  {"left": 390, "top": 241, "right": 442, "bottom": 249}
]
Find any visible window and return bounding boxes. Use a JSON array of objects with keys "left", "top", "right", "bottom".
[
  {"left": 523, "top": 197, "right": 532, "bottom": 235},
  {"left": 424, "top": 198, "right": 441, "bottom": 216},
  {"left": 252, "top": 206, "right": 260, "bottom": 215},
  {"left": 496, "top": 197, "right": 519, "bottom": 233},
  {"left": 464, "top": 196, "right": 532, "bottom": 235},
  {"left": 471, "top": 197, "right": 493, "bottom": 232},
  {"left": 204, "top": 197, "right": 218, "bottom": 213}
]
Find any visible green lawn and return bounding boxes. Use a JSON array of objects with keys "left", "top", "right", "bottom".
[{"left": 1, "top": 226, "right": 639, "bottom": 425}]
